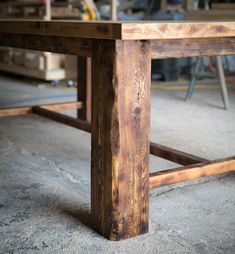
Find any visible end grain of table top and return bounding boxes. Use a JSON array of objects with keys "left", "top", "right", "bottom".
[{"left": 1, "top": 20, "right": 235, "bottom": 40}]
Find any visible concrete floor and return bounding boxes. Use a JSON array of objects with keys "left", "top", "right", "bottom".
[{"left": 0, "top": 74, "right": 235, "bottom": 253}]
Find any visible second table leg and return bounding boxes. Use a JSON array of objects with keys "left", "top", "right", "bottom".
[{"left": 77, "top": 56, "right": 92, "bottom": 122}]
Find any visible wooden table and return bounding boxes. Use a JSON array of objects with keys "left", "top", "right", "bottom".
[{"left": 0, "top": 20, "right": 235, "bottom": 241}]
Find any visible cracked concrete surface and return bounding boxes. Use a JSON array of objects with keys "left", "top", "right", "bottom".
[{"left": 0, "top": 74, "right": 235, "bottom": 253}]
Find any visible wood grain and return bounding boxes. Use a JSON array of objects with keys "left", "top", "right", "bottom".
[
  {"left": 149, "top": 157, "right": 235, "bottom": 189},
  {"left": 150, "top": 142, "right": 207, "bottom": 165},
  {"left": 151, "top": 37, "right": 235, "bottom": 59},
  {"left": 0, "top": 33, "right": 91, "bottom": 57},
  {"left": 121, "top": 21, "right": 235, "bottom": 40},
  {"left": 0, "top": 102, "right": 82, "bottom": 117},
  {"left": 33, "top": 106, "right": 91, "bottom": 133},
  {"left": 0, "top": 20, "right": 122, "bottom": 39},
  {"left": 40, "top": 102, "right": 82, "bottom": 111},
  {"left": 0, "top": 106, "right": 208, "bottom": 169},
  {"left": 77, "top": 56, "right": 92, "bottom": 122},
  {"left": 91, "top": 39, "right": 151, "bottom": 240},
  {"left": 1, "top": 20, "right": 235, "bottom": 40},
  {"left": 0, "top": 106, "right": 32, "bottom": 117}
]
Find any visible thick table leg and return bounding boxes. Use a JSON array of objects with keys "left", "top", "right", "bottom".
[
  {"left": 77, "top": 56, "right": 92, "bottom": 122},
  {"left": 91, "top": 40, "right": 151, "bottom": 240}
]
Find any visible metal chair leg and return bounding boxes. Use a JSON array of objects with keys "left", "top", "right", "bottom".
[
  {"left": 185, "top": 57, "right": 202, "bottom": 100},
  {"left": 216, "top": 56, "right": 229, "bottom": 110}
]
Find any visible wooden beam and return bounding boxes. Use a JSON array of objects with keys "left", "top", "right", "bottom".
[
  {"left": 0, "top": 102, "right": 82, "bottom": 118},
  {"left": 32, "top": 106, "right": 91, "bottom": 133},
  {"left": 150, "top": 142, "right": 207, "bottom": 165},
  {"left": 149, "top": 157, "right": 235, "bottom": 189},
  {"left": 77, "top": 56, "right": 92, "bottom": 122},
  {"left": 91, "top": 40, "right": 151, "bottom": 240},
  {"left": 186, "top": 10, "right": 235, "bottom": 21},
  {"left": 0, "top": 105, "right": 208, "bottom": 168},
  {"left": 7, "top": 34, "right": 235, "bottom": 64},
  {"left": 121, "top": 21, "right": 235, "bottom": 40},
  {"left": 0, "top": 33, "right": 91, "bottom": 57},
  {"left": 0, "top": 106, "right": 32, "bottom": 117},
  {"left": 2, "top": 104, "right": 234, "bottom": 194},
  {"left": 151, "top": 37, "right": 235, "bottom": 59},
  {"left": 0, "top": 20, "right": 235, "bottom": 40},
  {"left": 0, "top": 20, "right": 122, "bottom": 40},
  {"left": 39, "top": 102, "right": 82, "bottom": 111}
]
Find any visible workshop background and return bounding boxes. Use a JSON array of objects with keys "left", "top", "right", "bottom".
[{"left": 0, "top": 1, "right": 235, "bottom": 254}]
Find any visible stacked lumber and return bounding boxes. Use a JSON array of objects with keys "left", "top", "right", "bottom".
[
  {"left": 0, "top": 0, "right": 64, "bottom": 81},
  {"left": 0, "top": 47, "right": 65, "bottom": 81},
  {"left": 0, "top": 48, "right": 64, "bottom": 71},
  {"left": 0, "top": 0, "right": 98, "bottom": 81}
]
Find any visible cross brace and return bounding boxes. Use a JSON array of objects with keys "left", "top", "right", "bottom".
[{"left": 1, "top": 103, "right": 234, "bottom": 189}]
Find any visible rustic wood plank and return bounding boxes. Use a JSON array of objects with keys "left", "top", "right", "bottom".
[
  {"left": 1, "top": 20, "right": 235, "bottom": 40},
  {"left": 91, "top": 39, "right": 151, "bottom": 240},
  {"left": 151, "top": 37, "right": 235, "bottom": 59},
  {"left": 33, "top": 106, "right": 91, "bottom": 133},
  {"left": 0, "top": 33, "right": 91, "bottom": 57},
  {"left": 150, "top": 142, "right": 207, "bottom": 165},
  {"left": 0, "top": 20, "right": 122, "bottom": 40},
  {"left": 40, "top": 102, "right": 82, "bottom": 111},
  {"left": 149, "top": 157, "right": 235, "bottom": 189},
  {"left": 0, "top": 102, "right": 82, "bottom": 117},
  {"left": 121, "top": 21, "right": 235, "bottom": 40},
  {"left": 0, "top": 106, "right": 32, "bottom": 117},
  {"left": 77, "top": 56, "right": 92, "bottom": 122},
  {"left": 0, "top": 106, "right": 208, "bottom": 168}
]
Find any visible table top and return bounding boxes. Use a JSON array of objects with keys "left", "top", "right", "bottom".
[{"left": 1, "top": 20, "right": 235, "bottom": 40}]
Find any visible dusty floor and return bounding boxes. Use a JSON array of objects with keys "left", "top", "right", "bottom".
[{"left": 0, "top": 74, "right": 235, "bottom": 253}]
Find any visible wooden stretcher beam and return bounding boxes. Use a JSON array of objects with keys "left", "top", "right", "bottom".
[
  {"left": 0, "top": 33, "right": 91, "bottom": 57},
  {"left": 1, "top": 104, "right": 234, "bottom": 192},
  {"left": 0, "top": 102, "right": 82, "bottom": 117},
  {"left": 32, "top": 106, "right": 91, "bottom": 133},
  {"left": 19, "top": 106, "right": 204, "bottom": 166},
  {"left": 0, "top": 106, "right": 32, "bottom": 117},
  {"left": 0, "top": 104, "right": 208, "bottom": 166},
  {"left": 150, "top": 142, "right": 207, "bottom": 165},
  {"left": 151, "top": 37, "right": 235, "bottom": 59},
  {"left": 149, "top": 157, "right": 235, "bottom": 189},
  {"left": 39, "top": 101, "right": 82, "bottom": 111}
]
